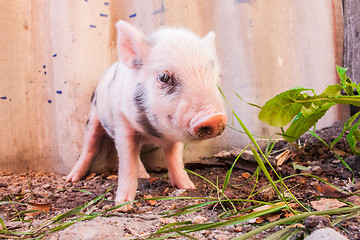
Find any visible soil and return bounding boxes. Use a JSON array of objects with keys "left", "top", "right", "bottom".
[{"left": 1, "top": 122, "right": 360, "bottom": 240}]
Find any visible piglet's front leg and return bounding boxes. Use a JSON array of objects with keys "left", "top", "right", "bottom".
[
  {"left": 114, "top": 129, "right": 141, "bottom": 206},
  {"left": 164, "top": 142, "right": 195, "bottom": 189}
]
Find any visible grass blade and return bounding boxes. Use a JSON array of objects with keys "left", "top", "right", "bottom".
[{"left": 232, "top": 206, "right": 360, "bottom": 240}]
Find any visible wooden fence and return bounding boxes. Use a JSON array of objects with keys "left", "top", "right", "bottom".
[{"left": 0, "top": 0, "right": 345, "bottom": 173}]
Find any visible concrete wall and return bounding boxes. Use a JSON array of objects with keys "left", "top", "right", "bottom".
[{"left": 0, "top": 0, "right": 344, "bottom": 173}]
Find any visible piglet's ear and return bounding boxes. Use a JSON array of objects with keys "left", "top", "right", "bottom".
[
  {"left": 116, "top": 21, "right": 151, "bottom": 70},
  {"left": 202, "top": 31, "right": 216, "bottom": 50}
]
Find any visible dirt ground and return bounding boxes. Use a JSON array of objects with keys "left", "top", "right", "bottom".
[{"left": 1, "top": 122, "right": 360, "bottom": 239}]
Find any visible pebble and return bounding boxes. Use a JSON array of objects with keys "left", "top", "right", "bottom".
[
  {"left": 169, "top": 189, "right": 186, "bottom": 197},
  {"left": 216, "top": 234, "right": 230, "bottom": 240},
  {"left": 192, "top": 216, "right": 207, "bottom": 224},
  {"left": 159, "top": 217, "right": 176, "bottom": 224},
  {"left": 234, "top": 227, "right": 242, "bottom": 232},
  {"left": 304, "top": 228, "right": 348, "bottom": 240},
  {"left": 102, "top": 204, "right": 113, "bottom": 211}
]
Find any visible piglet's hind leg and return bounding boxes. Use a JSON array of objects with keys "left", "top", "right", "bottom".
[
  {"left": 67, "top": 111, "right": 105, "bottom": 182},
  {"left": 138, "top": 158, "right": 150, "bottom": 179}
]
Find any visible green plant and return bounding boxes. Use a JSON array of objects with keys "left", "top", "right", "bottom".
[{"left": 258, "top": 66, "right": 360, "bottom": 156}]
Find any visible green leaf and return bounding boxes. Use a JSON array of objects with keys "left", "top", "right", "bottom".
[
  {"left": 258, "top": 88, "right": 312, "bottom": 127},
  {"left": 319, "top": 84, "right": 343, "bottom": 98},
  {"left": 337, "top": 65, "right": 354, "bottom": 95},
  {"left": 332, "top": 111, "right": 360, "bottom": 147},
  {"left": 284, "top": 101, "right": 336, "bottom": 142},
  {"left": 347, "top": 122, "right": 360, "bottom": 156}
]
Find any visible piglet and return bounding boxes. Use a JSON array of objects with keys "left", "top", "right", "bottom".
[{"left": 67, "top": 21, "right": 227, "bottom": 206}]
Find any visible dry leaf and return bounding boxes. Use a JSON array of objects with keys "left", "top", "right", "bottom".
[
  {"left": 241, "top": 172, "right": 251, "bottom": 179},
  {"left": 169, "top": 203, "right": 178, "bottom": 210},
  {"left": 106, "top": 174, "right": 118, "bottom": 180},
  {"left": 283, "top": 210, "right": 295, "bottom": 218},
  {"left": 314, "top": 184, "right": 349, "bottom": 198},
  {"left": 276, "top": 149, "right": 291, "bottom": 166},
  {"left": 333, "top": 149, "right": 346, "bottom": 156},
  {"left": 149, "top": 177, "right": 160, "bottom": 183},
  {"left": 310, "top": 198, "right": 347, "bottom": 211},
  {"left": 291, "top": 223, "right": 305, "bottom": 228},
  {"left": 255, "top": 216, "right": 264, "bottom": 223},
  {"left": 143, "top": 195, "right": 157, "bottom": 206},
  {"left": 265, "top": 213, "right": 281, "bottom": 222},
  {"left": 85, "top": 172, "right": 96, "bottom": 180},
  {"left": 26, "top": 202, "right": 51, "bottom": 216}
]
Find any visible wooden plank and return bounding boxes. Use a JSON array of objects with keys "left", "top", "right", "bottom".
[
  {"left": 0, "top": 0, "right": 344, "bottom": 173},
  {"left": 344, "top": 0, "right": 360, "bottom": 82}
]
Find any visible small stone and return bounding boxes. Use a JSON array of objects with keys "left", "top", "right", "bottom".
[
  {"left": 304, "top": 227, "right": 348, "bottom": 240},
  {"left": 234, "top": 227, "right": 242, "bottom": 232},
  {"left": 192, "top": 216, "right": 207, "bottom": 224},
  {"left": 217, "top": 234, "right": 230, "bottom": 240},
  {"left": 225, "top": 225, "right": 235, "bottom": 232},
  {"left": 304, "top": 215, "right": 330, "bottom": 229},
  {"left": 102, "top": 204, "right": 113, "bottom": 211},
  {"left": 159, "top": 217, "right": 176, "bottom": 224},
  {"left": 169, "top": 189, "right": 186, "bottom": 197}
]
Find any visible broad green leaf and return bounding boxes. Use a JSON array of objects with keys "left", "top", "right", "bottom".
[
  {"left": 319, "top": 84, "right": 342, "bottom": 98},
  {"left": 258, "top": 88, "right": 312, "bottom": 127},
  {"left": 284, "top": 101, "right": 336, "bottom": 142}
]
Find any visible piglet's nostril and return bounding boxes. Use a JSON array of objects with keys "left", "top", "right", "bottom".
[{"left": 197, "top": 126, "right": 214, "bottom": 139}]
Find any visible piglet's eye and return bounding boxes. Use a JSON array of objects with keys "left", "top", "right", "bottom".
[{"left": 158, "top": 72, "right": 171, "bottom": 84}]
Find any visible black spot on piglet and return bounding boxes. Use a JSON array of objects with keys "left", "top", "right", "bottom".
[{"left": 133, "top": 83, "right": 163, "bottom": 138}]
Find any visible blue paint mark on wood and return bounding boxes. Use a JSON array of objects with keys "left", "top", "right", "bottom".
[
  {"left": 48, "top": 100, "right": 52, "bottom": 103},
  {"left": 43, "top": 65, "right": 46, "bottom": 69},
  {"left": 1, "top": 96, "right": 7, "bottom": 100},
  {"left": 104, "top": 2, "right": 109, "bottom": 6},
  {"left": 152, "top": 8, "right": 165, "bottom": 15},
  {"left": 56, "top": 91, "right": 62, "bottom": 94},
  {"left": 153, "top": 0, "right": 166, "bottom": 25},
  {"left": 52, "top": 53, "right": 57, "bottom": 57},
  {"left": 90, "top": 24, "right": 96, "bottom": 28},
  {"left": 235, "top": 0, "right": 252, "bottom": 3},
  {"left": 129, "top": 13, "right": 136, "bottom": 18},
  {"left": 44, "top": 71, "right": 47, "bottom": 75},
  {"left": 100, "top": 13, "right": 108, "bottom": 17}
]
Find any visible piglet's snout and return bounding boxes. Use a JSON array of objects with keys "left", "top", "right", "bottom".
[{"left": 190, "top": 108, "right": 227, "bottom": 140}]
